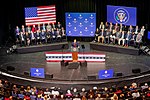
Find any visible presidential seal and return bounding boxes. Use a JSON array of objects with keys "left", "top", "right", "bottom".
[{"left": 114, "top": 8, "right": 129, "bottom": 24}]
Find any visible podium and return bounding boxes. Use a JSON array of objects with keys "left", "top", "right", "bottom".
[{"left": 71, "top": 47, "right": 79, "bottom": 62}]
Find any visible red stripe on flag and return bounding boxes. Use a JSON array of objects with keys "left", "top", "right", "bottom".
[
  {"left": 26, "top": 21, "right": 56, "bottom": 26},
  {"left": 38, "top": 5, "right": 55, "bottom": 9},
  {"left": 25, "top": 18, "right": 56, "bottom": 23}
]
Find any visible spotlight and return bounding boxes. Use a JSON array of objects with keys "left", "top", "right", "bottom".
[
  {"left": 6, "top": 45, "right": 17, "bottom": 54},
  {"left": 12, "top": 45, "right": 17, "bottom": 50},
  {"left": 6, "top": 49, "right": 10, "bottom": 54}
]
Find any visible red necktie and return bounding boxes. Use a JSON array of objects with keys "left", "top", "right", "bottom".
[{"left": 74, "top": 43, "right": 76, "bottom": 47}]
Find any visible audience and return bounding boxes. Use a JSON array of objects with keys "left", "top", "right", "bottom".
[{"left": 0, "top": 79, "right": 149, "bottom": 100}]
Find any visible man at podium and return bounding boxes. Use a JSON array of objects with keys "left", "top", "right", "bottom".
[
  {"left": 71, "top": 39, "right": 79, "bottom": 48},
  {"left": 71, "top": 39, "right": 79, "bottom": 62}
]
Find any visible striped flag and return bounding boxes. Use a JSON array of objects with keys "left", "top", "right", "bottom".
[{"left": 25, "top": 5, "right": 56, "bottom": 25}]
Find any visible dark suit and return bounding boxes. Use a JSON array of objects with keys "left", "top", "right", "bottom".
[
  {"left": 125, "top": 33, "right": 132, "bottom": 46},
  {"left": 71, "top": 42, "right": 79, "bottom": 48},
  {"left": 51, "top": 30, "right": 57, "bottom": 42},
  {"left": 19, "top": 32, "right": 26, "bottom": 46}
]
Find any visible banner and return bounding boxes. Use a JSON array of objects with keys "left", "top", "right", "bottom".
[
  {"left": 30, "top": 68, "right": 45, "bottom": 78},
  {"left": 148, "top": 31, "right": 150, "bottom": 39},
  {"left": 66, "top": 13, "right": 96, "bottom": 37},
  {"left": 107, "top": 5, "right": 137, "bottom": 26},
  {"left": 98, "top": 69, "right": 114, "bottom": 79}
]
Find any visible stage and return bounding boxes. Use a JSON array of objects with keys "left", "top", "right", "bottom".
[
  {"left": 90, "top": 42, "right": 140, "bottom": 55},
  {"left": 0, "top": 42, "right": 150, "bottom": 89},
  {"left": 16, "top": 42, "right": 69, "bottom": 54}
]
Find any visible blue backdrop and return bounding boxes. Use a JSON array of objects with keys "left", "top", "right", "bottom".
[
  {"left": 65, "top": 13, "right": 96, "bottom": 37},
  {"left": 107, "top": 5, "right": 137, "bottom": 26}
]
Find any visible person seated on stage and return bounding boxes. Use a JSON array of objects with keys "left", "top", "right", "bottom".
[
  {"left": 104, "top": 21, "right": 109, "bottom": 32},
  {"left": 15, "top": 26, "right": 20, "bottom": 46},
  {"left": 41, "top": 23, "right": 46, "bottom": 32},
  {"left": 56, "top": 28, "right": 61, "bottom": 42},
  {"left": 104, "top": 29, "right": 111, "bottom": 44},
  {"left": 128, "top": 25, "right": 134, "bottom": 34},
  {"left": 114, "top": 23, "right": 119, "bottom": 32},
  {"left": 130, "top": 32, "right": 137, "bottom": 47},
  {"left": 124, "top": 31, "right": 132, "bottom": 47},
  {"left": 114, "top": 30, "right": 122, "bottom": 45},
  {"left": 60, "top": 27, "right": 66, "bottom": 41},
  {"left": 52, "top": 22, "right": 56, "bottom": 29},
  {"left": 134, "top": 25, "right": 140, "bottom": 35},
  {"left": 99, "top": 22, "right": 105, "bottom": 30},
  {"left": 31, "top": 25, "right": 37, "bottom": 45},
  {"left": 94, "top": 28, "right": 100, "bottom": 42},
  {"left": 37, "top": 24, "right": 41, "bottom": 31},
  {"left": 109, "top": 22, "right": 113, "bottom": 34},
  {"left": 20, "top": 25, "right": 26, "bottom": 46},
  {"left": 135, "top": 32, "right": 143, "bottom": 48},
  {"left": 51, "top": 28, "right": 57, "bottom": 42},
  {"left": 118, "top": 31, "right": 126, "bottom": 46},
  {"left": 19, "top": 32, "right": 26, "bottom": 47},
  {"left": 98, "top": 29, "right": 105, "bottom": 43},
  {"left": 57, "top": 22, "right": 62, "bottom": 29},
  {"left": 140, "top": 25, "right": 145, "bottom": 36},
  {"left": 40, "top": 29, "right": 46, "bottom": 44},
  {"left": 25, "top": 32, "right": 31, "bottom": 46},
  {"left": 36, "top": 29, "right": 41, "bottom": 45},
  {"left": 46, "top": 29, "right": 51, "bottom": 43},
  {"left": 110, "top": 29, "right": 116, "bottom": 44},
  {"left": 46, "top": 22, "right": 52, "bottom": 32}
]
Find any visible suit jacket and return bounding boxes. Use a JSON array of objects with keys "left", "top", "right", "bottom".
[
  {"left": 71, "top": 42, "right": 79, "bottom": 48},
  {"left": 125, "top": 33, "right": 132, "bottom": 40}
]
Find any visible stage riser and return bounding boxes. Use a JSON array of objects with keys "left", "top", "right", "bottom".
[
  {"left": 17, "top": 42, "right": 69, "bottom": 54},
  {"left": 90, "top": 42, "right": 140, "bottom": 55}
]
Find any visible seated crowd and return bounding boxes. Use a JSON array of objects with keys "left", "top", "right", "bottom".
[
  {"left": 0, "top": 79, "right": 150, "bottom": 100},
  {"left": 94, "top": 22, "right": 146, "bottom": 48},
  {"left": 15, "top": 22, "right": 66, "bottom": 47}
]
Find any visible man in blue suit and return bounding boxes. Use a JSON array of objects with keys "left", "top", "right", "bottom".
[
  {"left": 71, "top": 39, "right": 79, "bottom": 48},
  {"left": 125, "top": 31, "right": 132, "bottom": 47}
]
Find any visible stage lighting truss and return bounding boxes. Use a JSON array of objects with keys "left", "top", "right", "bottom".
[
  {"left": 140, "top": 45, "right": 150, "bottom": 55},
  {"left": 6, "top": 45, "right": 17, "bottom": 54}
]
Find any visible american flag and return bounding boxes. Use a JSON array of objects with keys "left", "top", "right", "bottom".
[{"left": 25, "top": 5, "right": 56, "bottom": 25}]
